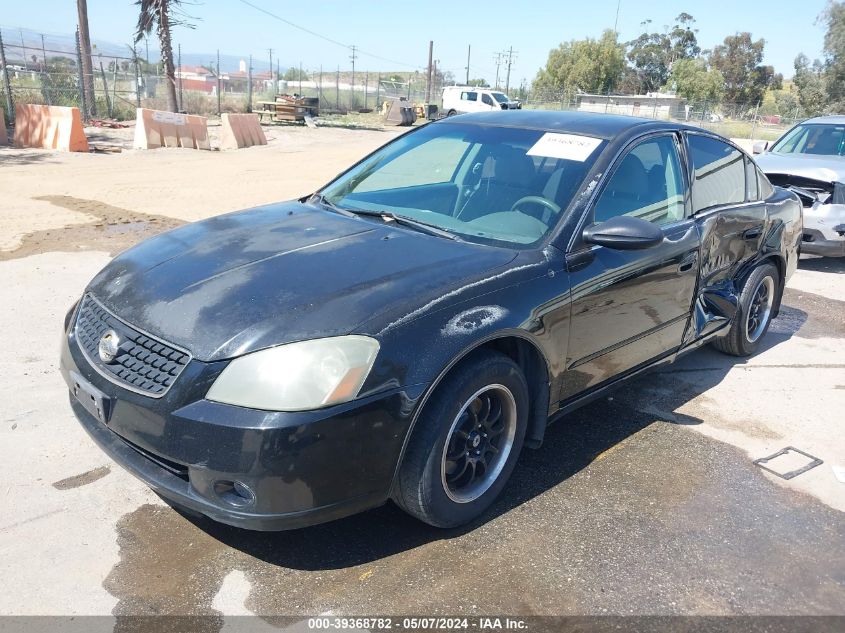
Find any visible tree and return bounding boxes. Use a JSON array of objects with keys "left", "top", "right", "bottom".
[
  {"left": 667, "top": 58, "right": 724, "bottom": 103},
  {"left": 709, "top": 33, "right": 774, "bottom": 104},
  {"left": 76, "top": 0, "right": 97, "bottom": 116},
  {"left": 467, "top": 78, "right": 489, "bottom": 87},
  {"left": 134, "top": 0, "right": 194, "bottom": 112},
  {"left": 282, "top": 67, "right": 309, "bottom": 82},
  {"left": 794, "top": 53, "right": 828, "bottom": 115},
  {"left": 627, "top": 13, "right": 701, "bottom": 93},
  {"left": 821, "top": 0, "right": 845, "bottom": 110},
  {"left": 532, "top": 30, "right": 625, "bottom": 98}
]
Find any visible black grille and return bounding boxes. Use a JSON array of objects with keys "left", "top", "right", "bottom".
[{"left": 75, "top": 295, "right": 191, "bottom": 397}]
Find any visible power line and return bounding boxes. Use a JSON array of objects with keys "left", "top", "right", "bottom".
[{"left": 234, "top": 0, "right": 421, "bottom": 69}]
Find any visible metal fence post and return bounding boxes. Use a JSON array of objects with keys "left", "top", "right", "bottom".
[
  {"left": 750, "top": 101, "right": 760, "bottom": 140},
  {"left": 375, "top": 74, "right": 380, "bottom": 110},
  {"left": 100, "top": 61, "right": 112, "bottom": 118},
  {"left": 247, "top": 55, "right": 253, "bottom": 113},
  {"left": 0, "top": 28, "right": 15, "bottom": 126},
  {"left": 75, "top": 28, "right": 88, "bottom": 121},
  {"left": 133, "top": 46, "right": 141, "bottom": 108},
  {"left": 216, "top": 49, "right": 221, "bottom": 116},
  {"left": 177, "top": 43, "right": 183, "bottom": 112}
]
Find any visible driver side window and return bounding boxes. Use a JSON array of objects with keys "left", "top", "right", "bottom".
[{"left": 593, "top": 135, "right": 687, "bottom": 226}]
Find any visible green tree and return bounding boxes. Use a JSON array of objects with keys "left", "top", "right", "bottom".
[
  {"left": 667, "top": 58, "right": 724, "bottom": 103},
  {"left": 794, "top": 53, "right": 828, "bottom": 115},
  {"left": 821, "top": 0, "right": 845, "bottom": 109},
  {"left": 282, "top": 67, "right": 309, "bottom": 81},
  {"left": 467, "top": 78, "right": 489, "bottom": 87},
  {"left": 532, "top": 30, "right": 625, "bottom": 98},
  {"left": 627, "top": 13, "right": 701, "bottom": 93},
  {"left": 709, "top": 32, "right": 778, "bottom": 104}
]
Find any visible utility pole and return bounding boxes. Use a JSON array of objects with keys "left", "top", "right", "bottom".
[
  {"left": 216, "top": 49, "right": 221, "bottom": 115},
  {"left": 504, "top": 46, "right": 516, "bottom": 94},
  {"left": 349, "top": 45, "right": 357, "bottom": 110},
  {"left": 465, "top": 44, "right": 471, "bottom": 85},
  {"left": 493, "top": 52, "right": 503, "bottom": 89},
  {"left": 75, "top": 0, "right": 96, "bottom": 116},
  {"left": 614, "top": 0, "right": 622, "bottom": 35},
  {"left": 336, "top": 66, "right": 340, "bottom": 111},
  {"left": 268, "top": 48, "right": 273, "bottom": 86},
  {"left": 425, "top": 40, "right": 433, "bottom": 103}
]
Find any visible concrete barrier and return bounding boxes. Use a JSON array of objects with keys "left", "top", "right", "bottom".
[
  {"left": 133, "top": 108, "right": 210, "bottom": 150},
  {"left": 13, "top": 104, "right": 89, "bottom": 152},
  {"left": 220, "top": 113, "right": 267, "bottom": 149},
  {"left": 0, "top": 107, "right": 7, "bottom": 146}
]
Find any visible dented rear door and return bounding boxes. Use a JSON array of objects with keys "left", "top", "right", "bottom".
[{"left": 684, "top": 133, "right": 768, "bottom": 343}]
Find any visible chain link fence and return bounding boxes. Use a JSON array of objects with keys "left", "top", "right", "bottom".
[
  {"left": 0, "top": 25, "right": 804, "bottom": 139},
  {"left": 0, "top": 26, "right": 443, "bottom": 126}
]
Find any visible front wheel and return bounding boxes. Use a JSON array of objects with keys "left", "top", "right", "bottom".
[
  {"left": 394, "top": 351, "right": 528, "bottom": 528},
  {"left": 712, "top": 262, "right": 780, "bottom": 357}
]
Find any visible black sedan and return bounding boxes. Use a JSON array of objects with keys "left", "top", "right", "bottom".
[{"left": 60, "top": 111, "right": 802, "bottom": 530}]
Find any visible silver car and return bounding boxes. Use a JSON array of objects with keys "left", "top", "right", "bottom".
[{"left": 754, "top": 115, "right": 845, "bottom": 257}]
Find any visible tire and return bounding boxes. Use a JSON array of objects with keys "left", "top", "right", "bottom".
[
  {"left": 712, "top": 262, "right": 780, "bottom": 357},
  {"left": 394, "top": 350, "right": 529, "bottom": 528},
  {"left": 447, "top": 109, "right": 457, "bottom": 117}
]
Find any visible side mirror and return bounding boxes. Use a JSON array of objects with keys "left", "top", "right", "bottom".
[
  {"left": 582, "top": 216, "right": 664, "bottom": 250},
  {"left": 752, "top": 140, "right": 769, "bottom": 155}
]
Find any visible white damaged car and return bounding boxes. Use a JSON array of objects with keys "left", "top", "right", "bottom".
[{"left": 754, "top": 115, "right": 845, "bottom": 257}]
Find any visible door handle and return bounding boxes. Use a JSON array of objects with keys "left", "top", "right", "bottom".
[
  {"left": 678, "top": 252, "right": 698, "bottom": 273},
  {"left": 743, "top": 226, "right": 763, "bottom": 240}
]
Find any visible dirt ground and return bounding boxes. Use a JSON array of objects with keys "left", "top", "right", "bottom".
[{"left": 0, "top": 124, "right": 843, "bottom": 620}]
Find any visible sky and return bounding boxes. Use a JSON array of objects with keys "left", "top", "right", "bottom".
[{"left": 0, "top": 0, "right": 832, "bottom": 83}]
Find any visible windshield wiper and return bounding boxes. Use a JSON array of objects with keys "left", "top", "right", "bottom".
[
  {"left": 346, "top": 208, "right": 460, "bottom": 241},
  {"left": 308, "top": 193, "right": 355, "bottom": 217}
]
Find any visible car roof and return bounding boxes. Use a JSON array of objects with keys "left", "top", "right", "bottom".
[
  {"left": 802, "top": 115, "right": 845, "bottom": 125},
  {"left": 437, "top": 109, "right": 692, "bottom": 140}
]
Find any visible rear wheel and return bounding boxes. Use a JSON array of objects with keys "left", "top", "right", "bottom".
[
  {"left": 394, "top": 351, "right": 528, "bottom": 528},
  {"left": 712, "top": 262, "right": 779, "bottom": 357},
  {"left": 447, "top": 109, "right": 457, "bottom": 117}
]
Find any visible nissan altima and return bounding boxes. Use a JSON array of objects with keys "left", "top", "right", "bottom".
[{"left": 60, "top": 111, "right": 802, "bottom": 530}]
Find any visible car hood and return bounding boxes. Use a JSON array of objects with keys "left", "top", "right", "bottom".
[
  {"left": 86, "top": 202, "right": 519, "bottom": 362},
  {"left": 755, "top": 152, "right": 845, "bottom": 183}
]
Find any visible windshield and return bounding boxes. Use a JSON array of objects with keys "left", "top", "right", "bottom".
[
  {"left": 320, "top": 122, "right": 605, "bottom": 247},
  {"left": 492, "top": 92, "right": 509, "bottom": 103},
  {"left": 770, "top": 123, "right": 845, "bottom": 156}
]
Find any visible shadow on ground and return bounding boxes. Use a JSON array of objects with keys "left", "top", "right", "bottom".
[{"left": 799, "top": 255, "right": 845, "bottom": 274}]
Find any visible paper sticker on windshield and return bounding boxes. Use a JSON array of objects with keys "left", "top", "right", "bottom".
[{"left": 527, "top": 133, "right": 602, "bottom": 162}]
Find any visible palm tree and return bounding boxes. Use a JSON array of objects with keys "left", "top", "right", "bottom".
[{"left": 134, "top": 0, "right": 185, "bottom": 112}]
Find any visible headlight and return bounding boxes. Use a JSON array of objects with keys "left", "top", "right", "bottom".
[{"left": 206, "top": 336, "right": 380, "bottom": 411}]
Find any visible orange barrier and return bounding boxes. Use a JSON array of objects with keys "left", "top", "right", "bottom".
[
  {"left": 133, "top": 108, "right": 210, "bottom": 150},
  {"left": 0, "top": 107, "right": 7, "bottom": 146},
  {"left": 220, "top": 113, "right": 267, "bottom": 149},
  {"left": 13, "top": 104, "right": 89, "bottom": 152}
]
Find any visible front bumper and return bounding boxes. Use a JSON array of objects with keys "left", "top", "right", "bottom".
[
  {"left": 60, "top": 331, "right": 426, "bottom": 531},
  {"left": 802, "top": 203, "right": 845, "bottom": 257}
]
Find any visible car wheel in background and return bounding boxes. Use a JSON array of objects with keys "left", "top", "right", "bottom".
[
  {"left": 394, "top": 350, "right": 529, "bottom": 528},
  {"left": 447, "top": 109, "right": 457, "bottom": 117},
  {"left": 712, "top": 262, "right": 780, "bottom": 357}
]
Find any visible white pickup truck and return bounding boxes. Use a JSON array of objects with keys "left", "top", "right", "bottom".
[{"left": 442, "top": 86, "right": 520, "bottom": 116}]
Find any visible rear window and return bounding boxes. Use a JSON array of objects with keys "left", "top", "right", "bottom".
[
  {"left": 687, "top": 134, "right": 746, "bottom": 212},
  {"left": 461, "top": 91, "right": 477, "bottom": 102}
]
